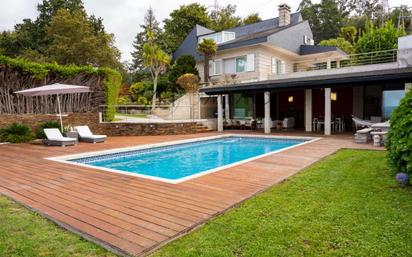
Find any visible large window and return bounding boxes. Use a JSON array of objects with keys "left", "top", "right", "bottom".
[
  {"left": 233, "top": 93, "right": 253, "bottom": 118},
  {"left": 382, "top": 90, "right": 405, "bottom": 120},
  {"left": 236, "top": 56, "right": 247, "bottom": 73}
]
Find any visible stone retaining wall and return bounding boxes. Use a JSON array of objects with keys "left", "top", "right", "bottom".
[{"left": 0, "top": 113, "right": 204, "bottom": 137}]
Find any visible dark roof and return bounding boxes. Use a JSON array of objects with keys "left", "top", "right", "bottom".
[
  {"left": 226, "top": 13, "right": 302, "bottom": 37},
  {"left": 300, "top": 45, "right": 348, "bottom": 56},
  {"left": 200, "top": 67, "right": 412, "bottom": 94},
  {"left": 218, "top": 22, "right": 302, "bottom": 50}
]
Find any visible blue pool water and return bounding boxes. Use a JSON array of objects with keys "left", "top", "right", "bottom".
[{"left": 69, "top": 137, "right": 305, "bottom": 181}]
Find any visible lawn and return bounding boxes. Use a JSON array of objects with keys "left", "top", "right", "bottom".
[
  {"left": 0, "top": 196, "right": 115, "bottom": 257},
  {"left": 152, "top": 150, "right": 412, "bottom": 257}
]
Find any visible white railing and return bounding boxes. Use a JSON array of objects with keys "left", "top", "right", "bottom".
[{"left": 100, "top": 104, "right": 204, "bottom": 123}]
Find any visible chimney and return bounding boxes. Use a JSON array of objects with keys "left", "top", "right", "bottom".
[{"left": 278, "top": 3, "right": 291, "bottom": 27}]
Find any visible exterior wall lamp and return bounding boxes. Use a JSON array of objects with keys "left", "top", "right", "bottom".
[
  {"left": 288, "top": 96, "right": 294, "bottom": 103},
  {"left": 331, "top": 92, "right": 337, "bottom": 101}
]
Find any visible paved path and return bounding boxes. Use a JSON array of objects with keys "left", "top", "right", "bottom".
[{"left": 0, "top": 132, "right": 382, "bottom": 256}]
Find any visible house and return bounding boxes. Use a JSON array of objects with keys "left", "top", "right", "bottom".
[{"left": 173, "top": 3, "right": 412, "bottom": 135}]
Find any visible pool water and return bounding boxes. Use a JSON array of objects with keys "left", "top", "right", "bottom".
[{"left": 69, "top": 136, "right": 305, "bottom": 182}]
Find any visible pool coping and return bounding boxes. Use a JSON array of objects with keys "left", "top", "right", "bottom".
[{"left": 46, "top": 134, "right": 321, "bottom": 184}]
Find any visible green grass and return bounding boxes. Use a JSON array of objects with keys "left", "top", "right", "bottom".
[
  {"left": 152, "top": 150, "right": 412, "bottom": 257},
  {"left": 0, "top": 197, "right": 116, "bottom": 257}
]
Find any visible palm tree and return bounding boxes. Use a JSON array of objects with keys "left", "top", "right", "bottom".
[
  {"left": 143, "top": 31, "right": 170, "bottom": 110},
  {"left": 197, "top": 38, "right": 217, "bottom": 83}
]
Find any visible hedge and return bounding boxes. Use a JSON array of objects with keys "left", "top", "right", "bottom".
[
  {"left": 0, "top": 55, "right": 121, "bottom": 121},
  {"left": 387, "top": 89, "right": 412, "bottom": 174}
]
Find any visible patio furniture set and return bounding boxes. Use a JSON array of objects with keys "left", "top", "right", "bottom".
[
  {"left": 313, "top": 117, "right": 346, "bottom": 133},
  {"left": 352, "top": 116, "right": 390, "bottom": 146},
  {"left": 43, "top": 125, "right": 106, "bottom": 147}
]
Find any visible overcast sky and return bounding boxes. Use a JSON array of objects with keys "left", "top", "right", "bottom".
[{"left": 0, "top": 0, "right": 410, "bottom": 62}]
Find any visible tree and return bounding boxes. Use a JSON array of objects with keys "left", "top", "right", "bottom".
[
  {"left": 168, "top": 55, "right": 199, "bottom": 93},
  {"left": 319, "top": 37, "right": 354, "bottom": 54},
  {"left": 143, "top": 32, "right": 170, "bottom": 110},
  {"left": 162, "top": 3, "right": 212, "bottom": 54},
  {"left": 299, "top": 0, "right": 350, "bottom": 42},
  {"left": 197, "top": 39, "right": 217, "bottom": 83},
  {"left": 45, "top": 9, "right": 121, "bottom": 68},
  {"left": 340, "top": 26, "right": 357, "bottom": 44},
  {"left": 176, "top": 73, "right": 200, "bottom": 119},
  {"left": 131, "top": 8, "right": 162, "bottom": 72},
  {"left": 243, "top": 13, "right": 262, "bottom": 26},
  {"left": 210, "top": 4, "right": 242, "bottom": 31},
  {"left": 355, "top": 21, "right": 405, "bottom": 54}
]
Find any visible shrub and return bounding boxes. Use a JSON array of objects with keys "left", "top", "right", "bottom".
[
  {"left": 36, "top": 121, "right": 61, "bottom": 139},
  {"left": 387, "top": 89, "right": 412, "bottom": 174},
  {"left": 0, "top": 123, "right": 35, "bottom": 143}
]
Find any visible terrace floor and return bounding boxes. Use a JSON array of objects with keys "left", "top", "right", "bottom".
[{"left": 0, "top": 132, "right": 382, "bottom": 257}]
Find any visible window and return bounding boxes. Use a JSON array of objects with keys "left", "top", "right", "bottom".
[
  {"left": 236, "top": 56, "right": 247, "bottom": 73},
  {"left": 382, "top": 90, "right": 405, "bottom": 120},
  {"left": 272, "top": 58, "right": 285, "bottom": 74},
  {"left": 224, "top": 58, "right": 236, "bottom": 74},
  {"left": 233, "top": 93, "right": 253, "bottom": 118},
  {"left": 199, "top": 31, "right": 236, "bottom": 45},
  {"left": 209, "top": 59, "right": 222, "bottom": 76}
]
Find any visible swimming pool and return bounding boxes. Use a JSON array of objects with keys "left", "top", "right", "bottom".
[{"left": 48, "top": 135, "right": 316, "bottom": 183}]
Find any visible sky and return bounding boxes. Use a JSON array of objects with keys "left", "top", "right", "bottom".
[{"left": 0, "top": 0, "right": 410, "bottom": 62}]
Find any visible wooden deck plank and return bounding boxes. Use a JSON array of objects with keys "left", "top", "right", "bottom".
[{"left": 0, "top": 132, "right": 382, "bottom": 257}]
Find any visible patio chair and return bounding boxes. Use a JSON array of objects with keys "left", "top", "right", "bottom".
[
  {"left": 282, "top": 117, "right": 295, "bottom": 130},
  {"left": 244, "top": 118, "right": 256, "bottom": 130},
  {"left": 43, "top": 128, "right": 77, "bottom": 147},
  {"left": 75, "top": 126, "right": 107, "bottom": 143}
]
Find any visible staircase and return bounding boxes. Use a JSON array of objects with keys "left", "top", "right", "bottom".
[{"left": 193, "top": 123, "right": 214, "bottom": 133}]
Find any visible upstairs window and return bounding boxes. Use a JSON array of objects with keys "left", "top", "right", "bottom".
[
  {"left": 272, "top": 58, "right": 286, "bottom": 74},
  {"left": 236, "top": 56, "right": 247, "bottom": 73}
]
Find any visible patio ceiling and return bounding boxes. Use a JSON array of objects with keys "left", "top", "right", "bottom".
[{"left": 200, "top": 67, "right": 412, "bottom": 95}]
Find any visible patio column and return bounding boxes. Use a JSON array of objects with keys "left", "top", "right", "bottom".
[
  {"left": 305, "top": 89, "right": 312, "bottom": 132},
  {"left": 326, "top": 59, "right": 332, "bottom": 69},
  {"left": 217, "top": 95, "right": 224, "bottom": 132},
  {"left": 324, "top": 88, "right": 332, "bottom": 135},
  {"left": 264, "top": 91, "right": 271, "bottom": 134},
  {"left": 225, "top": 94, "right": 230, "bottom": 119}
]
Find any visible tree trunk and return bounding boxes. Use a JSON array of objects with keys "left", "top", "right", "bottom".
[
  {"left": 204, "top": 55, "right": 209, "bottom": 83},
  {"left": 151, "top": 73, "right": 158, "bottom": 111}
]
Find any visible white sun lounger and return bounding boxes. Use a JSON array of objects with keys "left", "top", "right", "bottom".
[
  {"left": 43, "top": 128, "right": 77, "bottom": 147},
  {"left": 75, "top": 126, "right": 107, "bottom": 143}
]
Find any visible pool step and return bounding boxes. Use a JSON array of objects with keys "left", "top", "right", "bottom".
[{"left": 194, "top": 123, "right": 214, "bottom": 133}]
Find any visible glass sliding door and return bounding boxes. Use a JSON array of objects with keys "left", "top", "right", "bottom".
[
  {"left": 382, "top": 90, "right": 405, "bottom": 120},
  {"left": 233, "top": 93, "right": 253, "bottom": 118}
]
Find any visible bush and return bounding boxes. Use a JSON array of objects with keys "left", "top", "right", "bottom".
[
  {"left": 36, "top": 121, "right": 61, "bottom": 139},
  {"left": 0, "top": 123, "right": 35, "bottom": 143},
  {"left": 387, "top": 89, "right": 412, "bottom": 174}
]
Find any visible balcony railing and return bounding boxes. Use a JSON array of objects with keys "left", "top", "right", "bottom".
[{"left": 293, "top": 49, "right": 398, "bottom": 72}]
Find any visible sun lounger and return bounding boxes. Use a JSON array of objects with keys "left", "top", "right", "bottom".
[
  {"left": 75, "top": 126, "right": 106, "bottom": 143},
  {"left": 43, "top": 128, "right": 77, "bottom": 147},
  {"left": 352, "top": 116, "right": 376, "bottom": 130}
]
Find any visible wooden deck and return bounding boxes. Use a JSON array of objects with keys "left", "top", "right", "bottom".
[{"left": 0, "top": 132, "right": 381, "bottom": 256}]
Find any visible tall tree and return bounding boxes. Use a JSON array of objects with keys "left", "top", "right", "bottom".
[
  {"left": 162, "top": 3, "right": 212, "bottom": 54},
  {"left": 45, "top": 9, "right": 121, "bottom": 68},
  {"left": 197, "top": 39, "right": 217, "bottom": 83},
  {"left": 243, "top": 13, "right": 262, "bottom": 26},
  {"left": 209, "top": 4, "right": 242, "bottom": 31},
  {"left": 143, "top": 32, "right": 170, "bottom": 110},
  {"left": 299, "top": 0, "right": 350, "bottom": 42},
  {"left": 355, "top": 21, "right": 406, "bottom": 54},
  {"left": 168, "top": 55, "right": 199, "bottom": 94},
  {"left": 130, "top": 8, "right": 162, "bottom": 72}
]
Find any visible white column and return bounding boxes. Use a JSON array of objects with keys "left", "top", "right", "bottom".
[
  {"left": 326, "top": 59, "right": 332, "bottom": 69},
  {"left": 217, "top": 95, "right": 224, "bottom": 132},
  {"left": 264, "top": 91, "right": 271, "bottom": 134},
  {"left": 324, "top": 88, "right": 331, "bottom": 136},
  {"left": 305, "top": 89, "right": 312, "bottom": 132},
  {"left": 225, "top": 94, "right": 230, "bottom": 119}
]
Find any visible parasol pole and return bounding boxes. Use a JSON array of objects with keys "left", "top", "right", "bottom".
[{"left": 56, "top": 94, "right": 63, "bottom": 131}]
